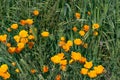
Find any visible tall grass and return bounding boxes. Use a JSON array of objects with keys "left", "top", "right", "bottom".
[{"left": 0, "top": 0, "right": 119, "bottom": 80}]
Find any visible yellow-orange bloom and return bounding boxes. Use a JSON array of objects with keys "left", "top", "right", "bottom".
[
  {"left": 79, "top": 30, "right": 85, "bottom": 36},
  {"left": 62, "top": 44, "right": 70, "bottom": 52},
  {"left": 11, "top": 62, "right": 16, "bottom": 66},
  {"left": 33, "top": 10, "right": 39, "bottom": 16},
  {"left": 83, "top": 25, "right": 89, "bottom": 32},
  {"left": 88, "top": 70, "right": 97, "bottom": 78},
  {"left": 11, "top": 24, "right": 18, "bottom": 30},
  {"left": 17, "top": 42, "right": 25, "bottom": 49},
  {"left": 60, "top": 60, "right": 67, "bottom": 66},
  {"left": 8, "top": 47, "right": 16, "bottom": 54},
  {"left": 72, "top": 26, "right": 77, "bottom": 32},
  {"left": 14, "top": 35, "right": 20, "bottom": 43},
  {"left": 20, "top": 38, "right": 28, "bottom": 44},
  {"left": 71, "top": 52, "right": 81, "bottom": 61},
  {"left": 80, "top": 68, "right": 88, "bottom": 75},
  {"left": 0, "top": 64, "right": 8, "bottom": 73},
  {"left": 51, "top": 53, "right": 64, "bottom": 64},
  {"left": 20, "top": 20, "right": 26, "bottom": 26},
  {"left": 84, "top": 61, "right": 93, "bottom": 69},
  {"left": 55, "top": 74, "right": 61, "bottom": 80},
  {"left": 6, "top": 43, "right": 11, "bottom": 47},
  {"left": 7, "top": 28, "right": 11, "bottom": 32},
  {"left": 28, "top": 35, "right": 35, "bottom": 40},
  {"left": 92, "top": 23, "right": 99, "bottom": 29},
  {"left": 87, "top": 11, "right": 91, "bottom": 15},
  {"left": 93, "top": 31, "right": 98, "bottom": 36},
  {"left": 74, "top": 38, "right": 82, "bottom": 45},
  {"left": 60, "top": 65, "right": 66, "bottom": 71},
  {"left": 58, "top": 41, "right": 65, "bottom": 47},
  {"left": 43, "top": 65, "right": 49, "bottom": 73},
  {"left": 83, "top": 43, "right": 88, "bottom": 48},
  {"left": 66, "top": 40, "right": 73, "bottom": 47},
  {"left": 94, "top": 65, "right": 104, "bottom": 75},
  {"left": 75, "top": 13, "right": 80, "bottom": 19},
  {"left": 79, "top": 57, "right": 87, "bottom": 64},
  {"left": 15, "top": 68, "right": 20, "bottom": 73},
  {"left": 69, "top": 59, "right": 74, "bottom": 64},
  {"left": 19, "top": 30, "right": 28, "bottom": 38},
  {"left": 0, "top": 34, "right": 7, "bottom": 42},
  {"left": 60, "top": 37, "right": 65, "bottom": 41},
  {"left": 30, "top": 69, "right": 36, "bottom": 74},
  {"left": 2, "top": 72, "right": 10, "bottom": 79},
  {"left": 41, "top": 31, "right": 49, "bottom": 37},
  {"left": 28, "top": 42, "right": 34, "bottom": 49},
  {"left": 26, "top": 19, "right": 33, "bottom": 25}
]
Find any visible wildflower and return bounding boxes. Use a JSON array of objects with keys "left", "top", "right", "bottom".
[
  {"left": 7, "top": 28, "right": 11, "bottom": 32},
  {"left": 60, "top": 65, "right": 66, "bottom": 71},
  {"left": 79, "top": 57, "right": 87, "bottom": 64},
  {"left": 58, "top": 41, "right": 65, "bottom": 47},
  {"left": 8, "top": 47, "right": 16, "bottom": 54},
  {"left": 83, "top": 25, "right": 89, "bottom": 32},
  {"left": 0, "top": 64, "right": 8, "bottom": 73},
  {"left": 20, "top": 38, "right": 28, "bottom": 44},
  {"left": 11, "top": 24, "right": 18, "bottom": 30},
  {"left": 51, "top": 53, "right": 64, "bottom": 64},
  {"left": 28, "top": 35, "right": 35, "bottom": 40},
  {"left": 15, "top": 47, "right": 22, "bottom": 53},
  {"left": 88, "top": 70, "right": 97, "bottom": 78},
  {"left": 80, "top": 68, "right": 88, "bottom": 75},
  {"left": 26, "top": 19, "right": 33, "bottom": 25},
  {"left": 30, "top": 69, "right": 36, "bottom": 74},
  {"left": 11, "top": 62, "right": 16, "bottom": 66},
  {"left": 55, "top": 74, "right": 61, "bottom": 80},
  {"left": 72, "top": 26, "right": 77, "bottom": 32},
  {"left": 17, "top": 42, "right": 25, "bottom": 49},
  {"left": 41, "top": 31, "right": 49, "bottom": 37},
  {"left": 75, "top": 13, "right": 80, "bottom": 19},
  {"left": 66, "top": 40, "right": 73, "bottom": 47},
  {"left": 0, "top": 34, "right": 7, "bottom": 42},
  {"left": 60, "top": 37, "right": 65, "bottom": 41},
  {"left": 28, "top": 42, "right": 34, "bottom": 49},
  {"left": 14, "top": 35, "right": 20, "bottom": 43},
  {"left": 79, "top": 30, "right": 85, "bottom": 36},
  {"left": 84, "top": 61, "right": 93, "bottom": 69},
  {"left": 62, "top": 44, "right": 70, "bottom": 52},
  {"left": 74, "top": 38, "right": 82, "bottom": 45},
  {"left": 87, "top": 11, "right": 91, "bottom": 15},
  {"left": 6, "top": 43, "right": 11, "bottom": 47},
  {"left": 94, "top": 65, "right": 104, "bottom": 75},
  {"left": 92, "top": 23, "right": 99, "bottom": 29},
  {"left": 2, "top": 72, "right": 10, "bottom": 79},
  {"left": 20, "top": 20, "right": 26, "bottom": 26},
  {"left": 93, "top": 31, "right": 98, "bottom": 36},
  {"left": 19, "top": 30, "right": 28, "bottom": 38},
  {"left": 71, "top": 52, "right": 81, "bottom": 61},
  {"left": 15, "top": 68, "right": 20, "bottom": 73},
  {"left": 60, "top": 60, "right": 67, "bottom": 66},
  {"left": 83, "top": 43, "right": 88, "bottom": 48},
  {"left": 33, "top": 10, "right": 39, "bottom": 16},
  {"left": 69, "top": 59, "right": 74, "bottom": 64},
  {"left": 43, "top": 65, "right": 49, "bottom": 73}
]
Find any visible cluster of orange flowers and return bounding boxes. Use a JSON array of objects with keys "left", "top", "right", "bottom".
[
  {"left": 81, "top": 63, "right": 104, "bottom": 78},
  {"left": 50, "top": 13, "right": 104, "bottom": 79},
  {"left": 0, "top": 34, "right": 7, "bottom": 43},
  {"left": 51, "top": 51, "right": 104, "bottom": 78},
  {"left": 5, "top": 10, "right": 40, "bottom": 54},
  {"left": 7, "top": 29, "right": 35, "bottom": 54},
  {"left": 0, "top": 64, "right": 10, "bottom": 79}
]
